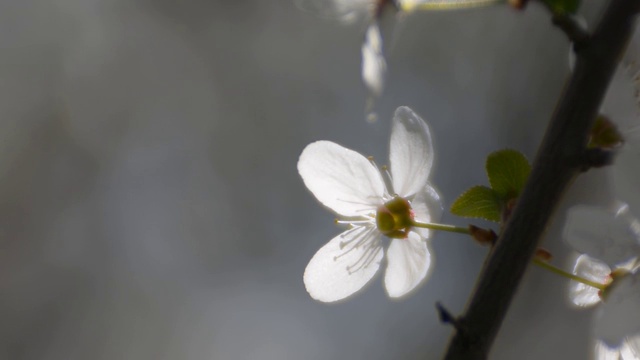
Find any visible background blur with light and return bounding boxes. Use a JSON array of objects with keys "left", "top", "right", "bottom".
[{"left": 0, "top": 1, "right": 623, "bottom": 359}]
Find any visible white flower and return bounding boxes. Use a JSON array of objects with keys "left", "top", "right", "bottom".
[
  {"left": 564, "top": 204, "right": 640, "bottom": 268},
  {"left": 594, "top": 336, "right": 640, "bottom": 360},
  {"left": 296, "top": 0, "right": 505, "bottom": 118},
  {"left": 597, "top": 270, "right": 640, "bottom": 350},
  {"left": 298, "top": 106, "right": 442, "bottom": 302},
  {"left": 570, "top": 254, "right": 640, "bottom": 354},
  {"left": 564, "top": 204, "right": 640, "bottom": 351}
]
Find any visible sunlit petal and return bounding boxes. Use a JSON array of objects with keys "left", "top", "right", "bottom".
[
  {"left": 564, "top": 205, "right": 640, "bottom": 267},
  {"left": 384, "top": 232, "right": 432, "bottom": 298},
  {"left": 411, "top": 184, "right": 443, "bottom": 239},
  {"left": 389, "top": 106, "right": 434, "bottom": 197},
  {"left": 361, "top": 24, "right": 387, "bottom": 98},
  {"left": 569, "top": 254, "right": 610, "bottom": 307},
  {"left": 298, "top": 140, "right": 386, "bottom": 217},
  {"left": 621, "top": 335, "right": 640, "bottom": 360},
  {"left": 596, "top": 273, "right": 640, "bottom": 348},
  {"left": 614, "top": 143, "right": 640, "bottom": 218},
  {"left": 304, "top": 227, "right": 383, "bottom": 302}
]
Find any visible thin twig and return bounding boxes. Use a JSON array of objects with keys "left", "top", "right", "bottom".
[
  {"left": 442, "top": 1, "right": 640, "bottom": 359},
  {"left": 436, "top": 302, "right": 464, "bottom": 331}
]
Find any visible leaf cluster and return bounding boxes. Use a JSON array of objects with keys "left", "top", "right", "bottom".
[{"left": 450, "top": 149, "right": 531, "bottom": 224}]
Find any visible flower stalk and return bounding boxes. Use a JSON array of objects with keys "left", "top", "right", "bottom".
[
  {"left": 532, "top": 258, "right": 607, "bottom": 291},
  {"left": 411, "top": 220, "right": 472, "bottom": 235}
]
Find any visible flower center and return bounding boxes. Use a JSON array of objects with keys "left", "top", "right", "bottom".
[
  {"left": 376, "top": 195, "right": 414, "bottom": 239},
  {"left": 599, "top": 268, "right": 630, "bottom": 300}
]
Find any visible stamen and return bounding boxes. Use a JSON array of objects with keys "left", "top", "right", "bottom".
[
  {"left": 380, "top": 165, "right": 395, "bottom": 195},
  {"left": 336, "top": 198, "right": 376, "bottom": 207},
  {"left": 367, "top": 156, "right": 377, "bottom": 167},
  {"left": 366, "top": 194, "right": 387, "bottom": 203},
  {"left": 336, "top": 227, "right": 376, "bottom": 257},
  {"left": 335, "top": 219, "right": 374, "bottom": 226},
  {"left": 337, "top": 226, "right": 373, "bottom": 252},
  {"left": 339, "top": 226, "right": 366, "bottom": 241},
  {"left": 347, "top": 240, "right": 383, "bottom": 274}
]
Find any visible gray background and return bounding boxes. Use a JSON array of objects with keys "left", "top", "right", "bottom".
[{"left": 0, "top": 0, "right": 630, "bottom": 359}]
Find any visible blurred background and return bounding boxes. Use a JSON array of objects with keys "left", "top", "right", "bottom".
[{"left": 0, "top": 0, "right": 634, "bottom": 359}]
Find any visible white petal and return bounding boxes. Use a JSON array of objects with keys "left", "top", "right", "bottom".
[
  {"left": 361, "top": 24, "right": 387, "bottom": 98},
  {"left": 298, "top": 141, "right": 386, "bottom": 217},
  {"left": 411, "top": 184, "right": 443, "bottom": 239},
  {"left": 389, "top": 106, "right": 434, "bottom": 197},
  {"left": 304, "top": 227, "right": 383, "bottom": 302},
  {"left": 621, "top": 335, "right": 640, "bottom": 360},
  {"left": 569, "top": 254, "right": 610, "bottom": 307},
  {"left": 384, "top": 232, "right": 432, "bottom": 298},
  {"left": 564, "top": 205, "right": 640, "bottom": 267},
  {"left": 594, "top": 340, "right": 622, "bottom": 360},
  {"left": 596, "top": 272, "right": 640, "bottom": 347},
  {"left": 614, "top": 147, "right": 640, "bottom": 219}
]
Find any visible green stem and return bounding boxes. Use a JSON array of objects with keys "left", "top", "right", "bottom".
[
  {"left": 532, "top": 258, "right": 606, "bottom": 290},
  {"left": 411, "top": 219, "right": 605, "bottom": 290},
  {"left": 411, "top": 220, "right": 471, "bottom": 235}
]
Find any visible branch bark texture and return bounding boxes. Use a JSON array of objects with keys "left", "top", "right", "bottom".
[{"left": 442, "top": 2, "right": 640, "bottom": 359}]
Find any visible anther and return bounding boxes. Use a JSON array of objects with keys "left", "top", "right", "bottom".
[{"left": 367, "top": 156, "right": 383, "bottom": 171}]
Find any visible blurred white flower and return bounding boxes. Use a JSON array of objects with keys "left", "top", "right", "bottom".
[
  {"left": 298, "top": 106, "right": 442, "bottom": 302},
  {"left": 569, "top": 254, "right": 640, "bottom": 353},
  {"left": 294, "top": 0, "right": 397, "bottom": 113},
  {"left": 596, "top": 270, "right": 640, "bottom": 350},
  {"left": 564, "top": 205, "right": 640, "bottom": 268},
  {"left": 594, "top": 336, "right": 640, "bottom": 360},
  {"left": 564, "top": 204, "right": 640, "bottom": 351},
  {"left": 295, "top": 0, "right": 504, "bottom": 119},
  {"left": 564, "top": 203, "right": 640, "bottom": 309}
]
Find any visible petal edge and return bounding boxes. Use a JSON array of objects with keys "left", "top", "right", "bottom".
[{"left": 298, "top": 141, "right": 386, "bottom": 217}]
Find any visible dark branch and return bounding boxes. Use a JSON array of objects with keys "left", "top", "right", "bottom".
[
  {"left": 442, "top": 1, "right": 640, "bottom": 359},
  {"left": 551, "top": 13, "right": 590, "bottom": 50}
]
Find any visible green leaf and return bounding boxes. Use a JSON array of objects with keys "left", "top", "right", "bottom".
[
  {"left": 450, "top": 186, "right": 502, "bottom": 223},
  {"left": 486, "top": 149, "right": 531, "bottom": 199},
  {"left": 541, "top": 0, "right": 580, "bottom": 14}
]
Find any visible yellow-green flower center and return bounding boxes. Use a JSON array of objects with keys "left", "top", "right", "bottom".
[{"left": 376, "top": 196, "right": 414, "bottom": 239}]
